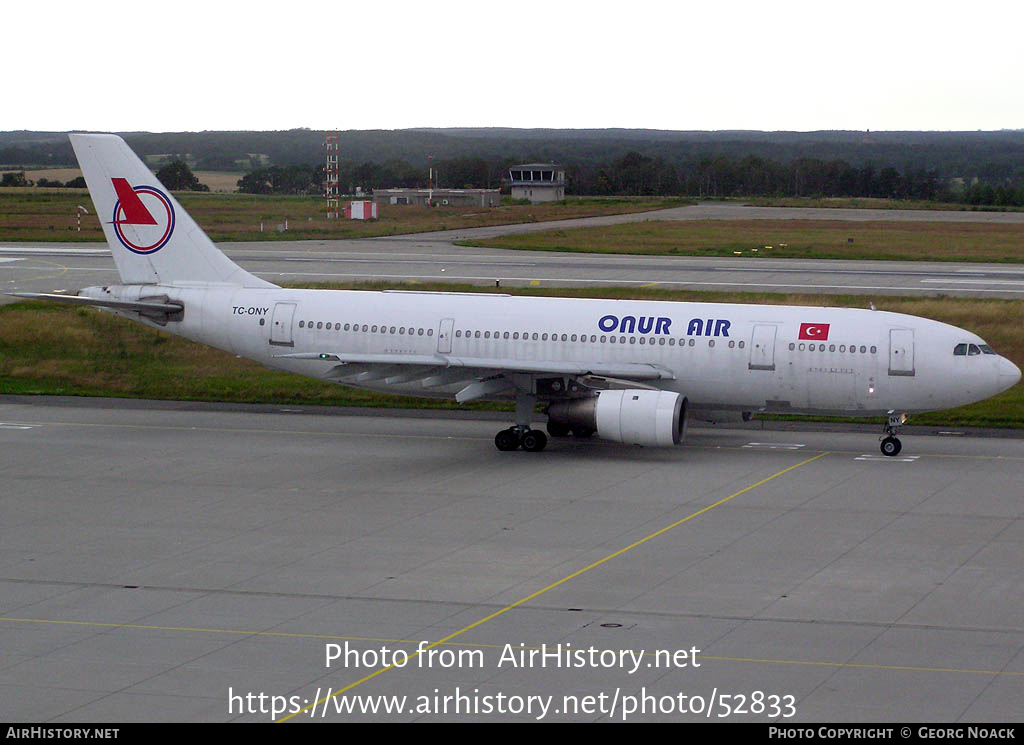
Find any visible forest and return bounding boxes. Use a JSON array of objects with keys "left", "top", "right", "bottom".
[{"left": 3, "top": 128, "right": 1024, "bottom": 205}]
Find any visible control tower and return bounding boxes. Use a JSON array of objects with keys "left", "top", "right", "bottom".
[{"left": 508, "top": 163, "right": 565, "bottom": 203}]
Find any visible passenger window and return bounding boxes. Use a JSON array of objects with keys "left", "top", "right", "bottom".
[
  {"left": 317, "top": 322, "right": 323, "bottom": 329},
  {"left": 298, "top": 321, "right": 305, "bottom": 328},
  {"left": 953, "top": 343, "right": 967, "bottom": 356}
]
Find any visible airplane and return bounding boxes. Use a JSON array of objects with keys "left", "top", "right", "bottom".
[{"left": 11, "top": 134, "right": 1021, "bottom": 455}]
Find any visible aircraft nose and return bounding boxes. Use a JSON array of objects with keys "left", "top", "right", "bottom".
[{"left": 998, "top": 357, "right": 1022, "bottom": 391}]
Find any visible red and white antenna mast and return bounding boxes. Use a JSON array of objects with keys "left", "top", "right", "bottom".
[{"left": 325, "top": 131, "right": 339, "bottom": 219}]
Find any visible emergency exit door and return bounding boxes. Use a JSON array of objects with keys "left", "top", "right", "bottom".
[{"left": 437, "top": 318, "right": 454, "bottom": 354}]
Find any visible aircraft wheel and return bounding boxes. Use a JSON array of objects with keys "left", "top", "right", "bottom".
[
  {"left": 546, "top": 420, "right": 571, "bottom": 438},
  {"left": 521, "top": 429, "right": 548, "bottom": 452},
  {"left": 495, "top": 428, "right": 521, "bottom": 451},
  {"left": 880, "top": 436, "right": 902, "bottom": 457}
]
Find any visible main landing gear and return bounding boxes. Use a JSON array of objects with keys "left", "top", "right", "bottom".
[
  {"left": 495, "top": 426, "right": 547, "bottom": 452},
  {"left": 494, "top": 388, "right": 547, "bottom": 452},
  {"left": 880, "top": 412, "right": 907, "bottom": 457}
]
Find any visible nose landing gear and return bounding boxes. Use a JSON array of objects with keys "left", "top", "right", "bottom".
[{"left": 880, "top": 412, "right": 907, "bottom": 456}]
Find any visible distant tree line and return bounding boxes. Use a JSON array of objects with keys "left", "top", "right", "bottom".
[
  {"left": 0, "top": 171, "right": 86, "bottom": 188},
  {"left": 233, "top": 151, "right": 1024, "bottom": 207},
  {"left": 5, "top": 128, "right": 1024, "bottom": 206}
]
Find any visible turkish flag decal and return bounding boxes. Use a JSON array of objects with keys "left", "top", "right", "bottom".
[{"left": 799, "top": 323, "right": 830, "bottom": 340}]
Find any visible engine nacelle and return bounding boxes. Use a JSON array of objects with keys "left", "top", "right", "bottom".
[{"left": 547, "top": 389, "right": 687, "bottom": 446}]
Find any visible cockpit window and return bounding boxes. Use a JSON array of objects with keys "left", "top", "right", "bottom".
[
  {"left": 979, "top": 344, "right": 996, "bottom": 355},
  {"left": 968, "top": 344, "right": 981, "bottom": 356},
  {"left": 953, "top": 343, "right": 968, "bottom": 356}
]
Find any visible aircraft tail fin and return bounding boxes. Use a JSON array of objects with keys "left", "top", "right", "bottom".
[{"left": 69, "top": 133, "right": 276, "bottom": 288}]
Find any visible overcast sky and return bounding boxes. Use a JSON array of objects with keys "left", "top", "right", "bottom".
[{"left": 6, "top": 0, "right": 1022, "bottom": 133}]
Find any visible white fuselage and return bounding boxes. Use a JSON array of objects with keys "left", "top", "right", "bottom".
[{"left": 92, "top": 284, "right": 1018, "bottom": 417}]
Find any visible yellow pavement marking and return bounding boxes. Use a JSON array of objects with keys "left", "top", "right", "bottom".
[
  {"left": 277, "top": 451, "right": 830, "bottom": 721},
  {"left": 2, "top": 258, "right": 69, "bottom": 286}
]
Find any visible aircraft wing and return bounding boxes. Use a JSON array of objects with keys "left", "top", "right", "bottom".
[{"left": 274, "top": 351, "right": 674, "bottom": 402}]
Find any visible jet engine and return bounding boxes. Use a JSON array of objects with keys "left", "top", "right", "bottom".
[{"left": 547, "top": 390, "right": 687, "bottom": 446}]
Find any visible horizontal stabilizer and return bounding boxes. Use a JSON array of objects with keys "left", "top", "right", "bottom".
[{"left": 8, "top": 292, "right": 183, "bottom": 315}]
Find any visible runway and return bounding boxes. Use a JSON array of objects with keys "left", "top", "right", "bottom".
[
  {"left": 4, "top": 202, "right": 1024, "bottom": 300},
  {"left": 1, "top": 398, "right": 1021, "bottom": 722}
]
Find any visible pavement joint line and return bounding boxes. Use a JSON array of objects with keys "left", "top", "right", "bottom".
[
  {"left": 5, "top": 419, "right": 1024, "bottom": 460},
  {"left": 276, "top": 450, "right": 830, "bottom": 722},
  {"left": 1, "top": 615, "right": 1019, "bottom": 680}
]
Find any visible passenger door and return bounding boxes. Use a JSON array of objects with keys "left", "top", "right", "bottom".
[
  {"left": 269, "top": 302, "right": 296, "bottom": 347},
  {"left": 749, "top": 325, "right": 777, "bottom": 371},
  {"left": 888, "top": 328, "right": 915, "bottom": 376}
]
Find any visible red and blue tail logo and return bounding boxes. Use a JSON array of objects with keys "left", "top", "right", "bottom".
[{"left": 109, "top": 178, "right": 175, "bottom": 254}]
